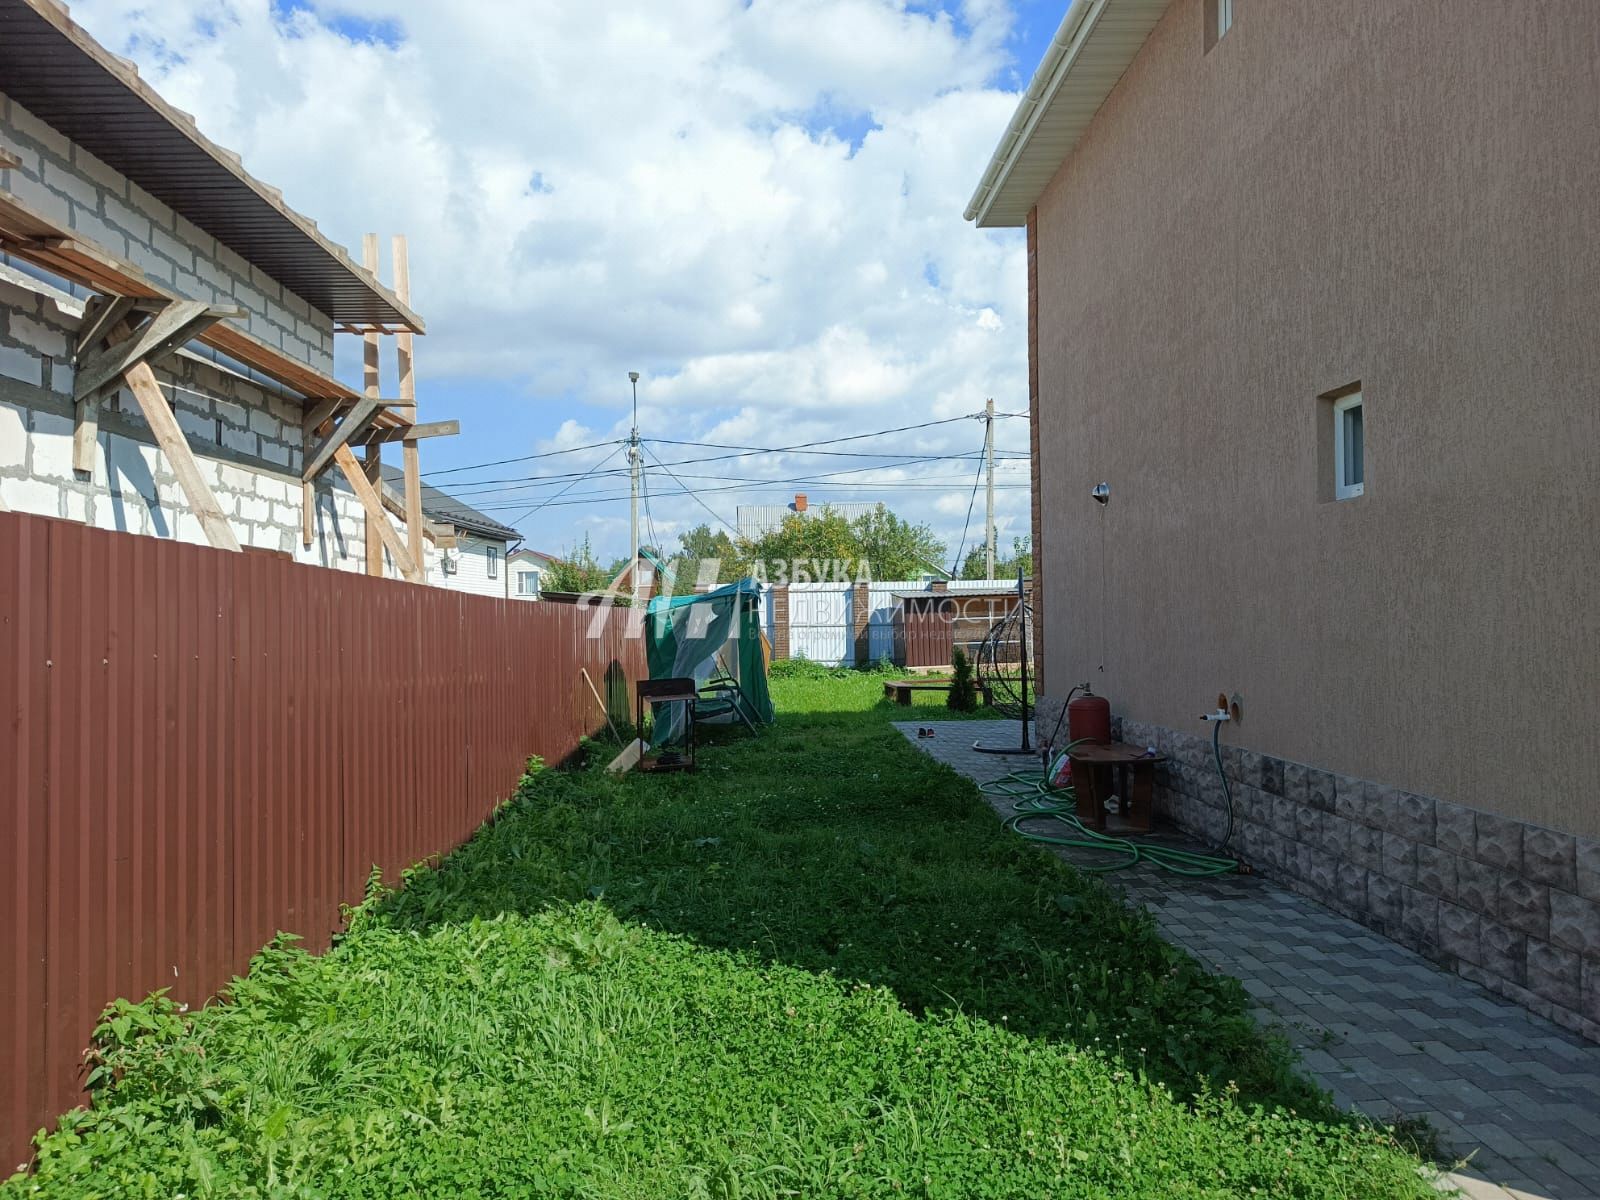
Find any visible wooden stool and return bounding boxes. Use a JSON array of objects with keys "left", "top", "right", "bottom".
[{"left": 1068, "top": 741, "right": 1166, "bottom": 834}]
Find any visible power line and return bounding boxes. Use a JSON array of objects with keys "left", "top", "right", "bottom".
[
  {"left": 497, "top": 442, "right": 627, "bottom": 529},
  {"left": 640, "top": 465, "right": 661, "bottom": 557},
  {"left": 426, "top": 414, "right": 1014, "bottom": 488},
  {"left": 948, "top": 446, "right": 987, "bottom": 579},
  {"left": 476, "top": 455, "right": 1024, "bottom": 515},
  {"left": 473, "top": 480, "right": 1031, "bottom": 513},
  {"left": 467, "top": 452, "right": 999, "bottom": 508},
  {"left": 421, "top": 437, "right": 624, "bottom": 480},
  {"left": 640, "top": 445, "right": 743, "bottom": 539},
  {"left": 431, "top": 449, "right": 1029, "bottom": 500}
]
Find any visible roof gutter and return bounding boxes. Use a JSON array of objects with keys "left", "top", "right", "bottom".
[{"left": 963, "top": 0, "right": 1111, "bottom": 225}]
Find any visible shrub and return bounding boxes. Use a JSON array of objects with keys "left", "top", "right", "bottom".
[{"left": 947, "top": 646, "right": 979, "bottom": 711}]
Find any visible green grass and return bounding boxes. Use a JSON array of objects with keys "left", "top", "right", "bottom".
[{"left": 6, "top": 673, "right": 1437, "bottom": 1198}]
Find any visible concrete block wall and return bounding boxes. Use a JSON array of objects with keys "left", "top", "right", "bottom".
[
  {"left": 1032, "top": 696, "right": 1600, "bottom": 1043},
  {"left": 0, "top": 266, "right": 403, "bottom": 577},
  {"left": 1, "top": 90, "right": 335, "bottom": 375}
]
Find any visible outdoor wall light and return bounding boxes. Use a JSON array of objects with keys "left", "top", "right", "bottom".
[{"left": 1091, "top": 482, "right": 1110, "bottom": 506}]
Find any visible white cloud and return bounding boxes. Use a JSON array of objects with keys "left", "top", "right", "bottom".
[{"left": 69, "top": 0, "right": 1033, "bottom": 562}]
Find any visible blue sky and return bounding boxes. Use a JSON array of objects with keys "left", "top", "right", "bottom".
[{"left": 75, "top": 0, "right": 1065, "bottom": 563}]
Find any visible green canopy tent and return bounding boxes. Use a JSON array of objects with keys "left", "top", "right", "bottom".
[{"left": 644, "top": 578, "right": 775, "bottom": 746}]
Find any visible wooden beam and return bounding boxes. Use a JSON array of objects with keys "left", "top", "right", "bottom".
[
  {"left": 0, "top": 187, "right": 411, "bottom": 428},
  {"left": 72, "top": 295, "right": 129, "bottom": 474},
  {"left": 300, "top": 399, "right": 346, "bottom": 548},
  {"left": 393, "top": 234, "right": 425, "bottom": 583},
  {"left": 303, "top": 397, "right": 344, "bottom": 439},
  {"left": 301, "top": 397, "right": 381, "bottom": 481},
  {"left": 72, "top": 393, "right": 99, "bottom": 474},
  {"left": 335, "top": 444, "right": 416, "bottom": 579},
  {"left": 123, "top": 360, "right": 240, "bottom": 552},
  {"left": 356, "top": 418, "right": 458, "bottom": 447},
  {"left": 378, "top": 481, "right": 454, "bottom": 547},
  {"left": 0, "top": 150, "right": 19, "bottom": 171},
  {"left": 73, "top": 294, "right": 137, "bottom": 362},
  {"left": 361, "top": 234, "right": 384, "bottom": 577},
  {"left": 75, "top": 300, "right": 238, "bottom": 401}
]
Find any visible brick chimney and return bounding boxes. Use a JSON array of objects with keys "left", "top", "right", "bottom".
[{"left": 793, "top": 493, "right": 808, "bottom": 513}]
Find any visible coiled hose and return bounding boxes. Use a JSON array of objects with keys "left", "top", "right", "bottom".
[{"left": 981, "top": 725, "right": 1239, "bottom": 877}]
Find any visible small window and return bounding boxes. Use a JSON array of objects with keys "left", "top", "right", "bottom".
[
  {"left": 1204, "top": 0, "right": 1234, "bottom": 52},
  {"left": 518, "top": 570, "right": 539, "bottom": 596},
  {"left": 487, "top": 545, "right": 500, "bottom": 579},
  {"left": 1334, "top": 393, "right": 1364, "bottom": 499}
]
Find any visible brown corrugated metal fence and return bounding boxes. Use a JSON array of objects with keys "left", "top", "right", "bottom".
[{"left": 0, "top": 511, "right": 645, "bottom": 1170}]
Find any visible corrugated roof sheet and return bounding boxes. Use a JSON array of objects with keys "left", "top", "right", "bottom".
[
  {"left": 380, "top": 466, "right": 520, "bottom": 542},
  {"left": 0, "top": 0, "right": 423, "bottom": 329}
]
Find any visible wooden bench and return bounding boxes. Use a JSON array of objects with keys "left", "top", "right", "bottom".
[{"left": 883, "top": 679, "right": 994, "bottom": 707}]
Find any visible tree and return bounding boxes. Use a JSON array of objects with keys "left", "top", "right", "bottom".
[
  {"left": 543, "top": 534, "right": 614, "bottom": 594},
  {"left": 741, "top": 508, "right": 860, "bottom": 582},
  {"left": 851, "top": 505, "right": 946, "bottom": 581},
  {"left": 960, "top": 535, "right": 1033, "bottom": 581},
  {"left": 739, "top": 503, "right": 947, "bottom": 583},
  {"left": 947, "top": 646, "right": 979, "bottom": 712},
  {"left": 673, "top": 524, "right": 742, "bottom": 586}
]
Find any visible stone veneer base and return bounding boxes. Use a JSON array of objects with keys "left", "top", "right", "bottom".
[{"left": 1033, "top": 694, "right": 1600, "bottom": 1043}]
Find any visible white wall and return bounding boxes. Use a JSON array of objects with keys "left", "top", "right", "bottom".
[
  {"left": 424, "top": 532, "right": 507, "bottom": 599},
  {"left": 508, "top": 560, "right": 545, "bottom": 600}
]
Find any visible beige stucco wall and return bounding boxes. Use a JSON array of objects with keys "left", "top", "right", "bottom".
[{"left": 1033, "top": 0, "right": 1600, "bottom": 836}]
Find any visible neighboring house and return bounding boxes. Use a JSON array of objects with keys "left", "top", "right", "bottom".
[
  {"left": 735, "top": 492, "right": 880, "bottom": 541},
  {"left": 0, "top": 0, "right": 453, "bottom": 581},
  {"left": 967, "top": 0, "right": 1600, "bottom": 1034},
  {"left": 378, "top": 465, "right": 520, "bottom": 599},
  {"left": 508, "top": 547, "right": 557, "bottom": 600}
]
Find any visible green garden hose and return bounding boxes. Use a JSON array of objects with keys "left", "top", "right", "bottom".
[{"left": 983, "top": 735, "right": 1239, "bottom": 877}]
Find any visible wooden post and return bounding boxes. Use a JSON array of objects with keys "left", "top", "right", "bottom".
[
  {"left": 393, "top": 234, "right": 425, "bottom": 584},
  {"left": 361, "top": 233, "right": 384, "bottom": 576},
  {"left": 72, "top": 394, "right": 98, "bottom": 474},
  {"left": 301, "top": 413, "right": 315, "bottom": 548}
]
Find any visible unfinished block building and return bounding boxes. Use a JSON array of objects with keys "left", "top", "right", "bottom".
[{"left": 0, "top": 0, "right": 460, "bottom": 577}]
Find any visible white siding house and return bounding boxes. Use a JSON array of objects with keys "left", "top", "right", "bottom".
[
  {"left": 508, "top": 547, "right": 557, "bottom": 600},
  {"left": 380, "top": 465, "right": 518, "bottom": 599}
]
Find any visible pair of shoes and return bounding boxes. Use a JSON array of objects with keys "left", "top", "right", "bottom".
[{"left": 917, "top": 727, "right": 937, "bottom": 739}]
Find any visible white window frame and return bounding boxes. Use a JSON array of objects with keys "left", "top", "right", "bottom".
[
  {"left": 517, "top": 570, "right": 539, "bottom": 597},
  {"left": 1217, "top": 0, "right": 1234, "bottom": 39},
  {"left": 486, "top": 544, "right": 500, "bottom": 579},
  {"left": 1334, "top": 392, "right": 1364, "bottom": 500}
]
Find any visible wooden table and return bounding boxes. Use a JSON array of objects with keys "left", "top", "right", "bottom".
[{"left": 1068, "top": 741, "right": 1166, "bottom": 835}]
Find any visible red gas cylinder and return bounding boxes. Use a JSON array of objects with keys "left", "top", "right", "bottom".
[{"left": 1067, "top": 690, "right": 1112, "bottom": 746}]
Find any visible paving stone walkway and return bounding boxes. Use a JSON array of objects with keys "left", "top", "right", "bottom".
[{"left": 896, "top": 720, "right": 1600, "bottom": 1200}]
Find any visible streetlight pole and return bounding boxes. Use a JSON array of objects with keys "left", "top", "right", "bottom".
[
  {"left": 628, "top": 371, "right": 641, "bottom": 597},
  {"left": 984, "top": 397, "right": 996, "bottom": 580}
]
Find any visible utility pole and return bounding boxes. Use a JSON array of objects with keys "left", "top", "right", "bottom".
[
  {"left": 984, "top": 397, "right": 996, "bottom": 580},
  {"left": 628, "top": 371, "right": 641, "bottom": 597}
]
